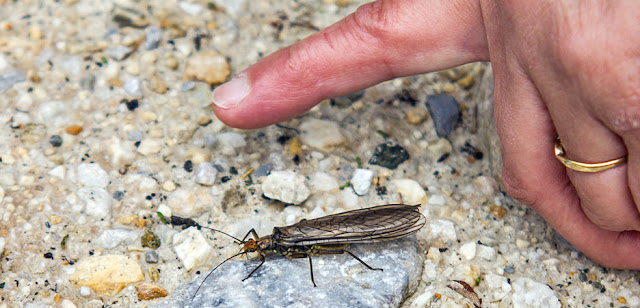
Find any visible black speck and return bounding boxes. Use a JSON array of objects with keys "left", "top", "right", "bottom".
[
  {"left": 145, "top": 195, "right": 152, "bottom": 200},
  {"left": 437, "top": 153, "right": 450, "bottom": 163},
  {"left": 184, "top": 160, "right": 193, "bottom": 172},
  {"left": 276, "top": 135, "right": 291, "bottom": 145},
  {"left": 292, "top": 154, "right": 300, "bottom": 165},
  {"left": 43, "top": 252, "right": 54, "bottom": 260},
  {"left": 438, "top": 248, "right": 448, "bottom": 252},
  {"left": 122, "top": 99, "right": 139, "bottom": 111},
  {"left": 220, "top": 176, "right": 231, "bottom": 183},
  {"left": 229, "top": 166, "right": 238, "bottom": 175},
  {"left": 49, "top": 135, "right": 63, "bottom": 147},
  {"left": 134, "top": 141, "right": 141, "bottom": 147}
]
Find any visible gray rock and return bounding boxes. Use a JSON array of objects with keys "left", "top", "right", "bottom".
[
  {"left": 425, "top": 94, "right": 460, "bottom": 137},
  {"left": 144, "top": 27, "right": 163, "bottom": 50},
  {"left": 194, "top": 162, "right": 217, "bottom": 186},
  {"left": 106, "top": 46, "right": 134, "bottom": 61},
  {"left": 79, "top": 74, "right": 96, "bottom": 90},
  {"left": 253, "top": 163, "right": 273, "bottom": 178},
  {"left": 145, "top": 250, "right": 159, "bottom": 264},
  {"left": 0, "top": 69, "right": 26, "bottom": 91},
  {"left": 155, "top": 239, "right": 422, "bottom": 308},
  {"left": 368, "top": 143, "right": 410, "bottom": 169}
]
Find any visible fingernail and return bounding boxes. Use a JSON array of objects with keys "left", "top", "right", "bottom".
[{"left": 212, "top": 73, "right": 250, "bottom": 109}]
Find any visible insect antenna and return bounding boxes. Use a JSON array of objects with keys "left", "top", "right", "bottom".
[
  {"left": 192, "top": 250, "right": 248, "bottom": 301},
  {"left": 197, "top": 225, "right": 244, "bottom": 243}
]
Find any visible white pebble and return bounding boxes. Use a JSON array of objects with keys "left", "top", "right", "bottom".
[
  {"left": 77, "top": 187, "right": 112, "bottom": 219},
  {"left": 299, "top": 119, "right": 346, "bottom": 151},
  {"left": 179, "top": 1, "right": 204, "bottom": 15},
  {"left": 427, "top": 194, "right": 446, "bottom": 206},
  {"left": 61, "top": 299, "right": 77, "bottom": 308},
  {"left": 95, "top": 228, "right": 140, "bottom": 249},
  {"left": 194, "top": 162, "right": 217, "bottom": 186},
  {"left": 123, "top": 77, "right": 142, "bottom": 98},
  {"left": 76, "top": 163, "right": 109, "bottom": 188},
  {"left": 473, "top": 175, "right": 498, "bottom": 196},
  {"left": 477, "top": 244, "right": 496, "bottom": 261},
  {"left": 157, "top": 204, "right": 172, "bottom": 218},
  {"left": 0, "top": 237, "right": 5, "bottom": 251},
  {"left": 308, "top": 172, "right": 339, "bottom": 193},
  {"left": 516, "top": 238, "right": 530, "bottom": 249},
  {"left": 79, "top": 286, "right": 91, "bottom": 297},
  {"left": 426, "top": 138, "right": 452, "bottom": 158},
  {"left": 217, "top": 132, "right": 246, "bottom": 148},
  {"left": 511, "top": 277, "right": 561, "bottom": 308},
  {"left": 391, "top": 179, "right": 427, "bottom": 204},
  {"left": 428, "top": 219, "right": 457, "bottom": 242},
  {"left": 351, "top": 168, "right": 373, "bottom": 195},
  {"left": 459, "top": 242, "right": 477, "bottom": 260},
  {"left": 48, "top": 166, "right": 66, "bottom": 179},
  {"left": 137, "top": 139, "right": 162, "bottom": 156},
  {"left": 173, "top": 227, "right": 213, "bottom": 271},
  {"left": 262, "top": 171, "right": 310, "bottom": 204}
]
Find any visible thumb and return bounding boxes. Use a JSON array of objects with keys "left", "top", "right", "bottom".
[{"left": 212, "top": 0, "right": 487, "bottom": 129}]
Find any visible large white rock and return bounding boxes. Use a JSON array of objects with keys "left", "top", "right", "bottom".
[
  {"left": 512, "top": 277, "right": 561, "bottom": 308},
  {"left": 390, "top": 178, "right": 427, "bottom": 204},
  {"left": 76, "top": 163, "right": 109, "bottom": 188},
  {"left": 308, "top": 172, "right": 339, "bottom": 193},
  {"left": 351, "top": 168, "right": 374, "bottom": 196},
  {"left": 173, "top": 227, "right": 213, "bottom": 271},
  {"left": 70, "top": 255, "right": 144, "bottom": 296},
  {"left": 262, "top": 171, "right": 310, "bottom": 204}
]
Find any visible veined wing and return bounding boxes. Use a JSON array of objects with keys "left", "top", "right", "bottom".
[{"left": 274, "top": 204, "right": 426, "bottom": 246}]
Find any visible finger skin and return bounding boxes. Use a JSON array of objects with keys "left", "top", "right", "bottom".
[{"left": 213, "top": 0, "right": 488, "bottom": 129}]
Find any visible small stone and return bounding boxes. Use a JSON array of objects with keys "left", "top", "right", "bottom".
[
  {"left": 165, "top": 55, "right": 179, "bottom": 70},
  {"left": 0, "top": 69, "right": 26, "bottom": 91},
  {"left": 504, "top": 266, "right": 515, "bottom": 274},
  {"left": 331, "top": 90, "right": 365, "bottom": 108},
  {"left": 428, "top": 219, "right": 457, "bottom": 242},
  {"left": 70, "top": 255, "right": 144, "bottom": 296},
  {"left": 179, "top": 1, "right": 204, "bottom": 15},
  {"left": 149, "top": 74, "right": 168, "bottom": 94},
  {"left": 141, "top": 229, "right": 161, "bottom": 249},
  {"left": 299, "top": 119, "right": 346, "bottom": 151},
  {"left": 50, "top": 215, "right": 63, "bottom": 224},
  {"left": 351, "top": 168, "right": 374, "bottom": 195},
  {"left": 112, "top": 190, "right": 125, "bottom": 201},
  {"left": 137, "top": 139, "right": 162, "bottom": 156},
  {"left": 477, "top": 244, "right": 496, "bottom": 261},
  {"left": 406, "top": 108, "right": 429, "bottom": 124},
  {"left": 511, "top": 277, "right": 561, "bottom": 308},
  {"left": 80, "top": 74, "right": 96, "bottom": 90},
  {"left": 262, "top": 171, "right": 310, "bottom": 204},
  {"left": 390, "top": 179, "right": 427, "bottom": 205},
  {"left": 145, "top": 250, "right": 159, "bottom": 264},
  {"left": 162, "top": 181, "right": 176, "bottom": 192},
  {"left": 184, "top": 51, "right": 230, "bottom": 85},
  {"left": 95, "top": 228, "right": 140, "bottom": 249},
  {"left": 173, "top": 227, "right": 213, "bottom": 271},
  {"left": 516, "top": 238, "right": 530, "bottom": 249},
  {"left": 1, "top": 154, "right": 15, "bottom": 165},
  {"left": 79, "top": 286, "right": 91, "bottom": 297},
  {"left": 49, "top": 165, "right": 66, "bottom": 179},
  {"left": 490, "top": 205, "right": 506, "bottom": 218},
  {"left": 427, "top": 138, "right": 452, "bottom": 159},
  {"left": 181, "top": 81, "right": 196, "bottom": 91},
  {"left": 425, "top": 94, "right": 460, "bottom": 138},
  {"left": 457, "top": 73, "right": 475, "bottom": 89},
  {"left": 106, "top": 46, "right": 134, "bottom": 61},
  {"left": 308, "top": 172, "right": 339, "bottom": 193},
  {"left": 459, "top": 242, "right": 477, "bottom": 260},
  {"left": 473, "top": 175, "right": 497, "bottom": 195},
  {"left": 426, "top": 246, "right": 442, "bottom": 263},
  {"left": 77, "top": 163, "right": 109, "bottom": 188},
  {"left": 65, "top": 125, "right": 83, "bottom": 135},
  {"left": 287, "top": 137, "right": 302, "bottom": 156},
  {"left": 123, "top": 78, "right": 142, "bottom": 98},
  {"left": 427, "top": 194, "right": 446, "bottom": 206},
  {"left": 253, "top": 164, "right": 273, "bottom": 178},
  {"left": 29, "top": 25, "right": 43, "bottom": 39},
  {"left": 217, "top": 132, "right": 246, "bottom": 149},
  {"left": 78, "top": 187, "right": 112, "bottom": 218},
  {"left": 117, "top": 214, "right": 138, "bottom": 225},
  {"left": 49, "top": 135, "right": 63, "bottom": 147},
  {"left": 194, "top": 162, "right": 217, "bottom": 186},
  {"left": 197, "top": 115, "right": 212, "bottom": 126},
  {"left": 136, "top": 283, "right": 168, "bottom": 300},
  {"left": 369, "top": 143, "right": 410, "bottom": 169},
  {"left": 144, "top": 27, "right": 163, "bottom": 50}
]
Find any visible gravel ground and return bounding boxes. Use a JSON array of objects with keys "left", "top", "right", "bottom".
[{"left": 1, "top": 0, "right": 639, "bottom": 307}]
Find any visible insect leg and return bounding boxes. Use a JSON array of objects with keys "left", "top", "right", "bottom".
[
  {"left": 242, "top": 255, "right": 265, "bottom": 282},
  {"left": 307, "top": 255, "right": 317, "bottom": 287},
  {"left": 240, "top": 228, "right": 260, "bottom": 242},
  {"left": 344, "top": 250, "right": 383, "bottom": 271}
]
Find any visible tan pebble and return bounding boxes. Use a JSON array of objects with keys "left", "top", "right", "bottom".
[
  {"left": 490, "top": 205, "right": 505, "bottom": 218},
  {"left": 43, "top": 148, "right": 56, "bottom": 156},
  {"left": 619, "top": 297, "right": 627, "bottom": 304},
  {"left": 287, "top": 137, "right": 302, "bottom": 156},
  {"left": 134, "top": 218, "right": 147, "bottom": 228},
  {"left": 53, "top": 293, "right": 61, "bottom": 303},
  {"left": 149, "top": 75, "right": 168, "bottom": 94},
  {"left": 116, "top": 214, "right": 139, "bottom": 225},
  {"left": 108, "top": 78, "right": 123, "bottom": 87},
  {"left": 197, "top": 115, "right": 212, "bottom": 126},
  {"left": 162, "top": 181, "right": 176, "bottom": 192},
  {"left": 49, "top": 215, "right": 63, "bottom": 224},
  {"left": 29, "top": 25, "right": 43, "bottom": 40},
  {"left": 148, "top": 267, "right": 160, "bottom": 282},
  {"left": 141, "top": 111, "right": 158, "bottom": 122},
  {"left": 65, "top": 125, "right": 83, "bottom": 135},
  {"left": 442, "top": 83, "right": 456, "bottom": 93},
  {"left": 184, "top": 50, "right": 230, "bottom": 85},
  {"left": 0, "top": 21, "right": 11, "bottom": 30},
  {"left": 70, "top": 255, "right": 144, "bottom": 296},
  {"left": 457, "top": 73, "right": 475, "bottom": 89},
  {"left": 165, "top": 55, "right": 179, "bottom": 70},
  {"left": 405, "top": 109, "right": 429, "bottom": 125},
  {"left": 136, "top": 283, "right": 168, "bottom": 300}
]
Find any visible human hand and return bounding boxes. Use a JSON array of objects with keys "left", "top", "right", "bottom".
[{"left": 212, "top": 0, "right": 640, "bottom": 268}]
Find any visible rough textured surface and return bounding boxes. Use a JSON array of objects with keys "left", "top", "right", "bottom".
[{"left": 156, "top": 239, "right": 422, "bottom": 308}]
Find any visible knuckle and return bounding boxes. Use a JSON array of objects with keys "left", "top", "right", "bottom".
[
  {"left": 500, "top": 166, "right": 539, "bottom": 207},
  {"left": 607, "top": 100, "right": 640, "bottom": 135}
]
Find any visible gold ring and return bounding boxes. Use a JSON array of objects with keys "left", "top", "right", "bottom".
[{"left": 554, "top": 138, "right": 627, "bottom": 173}]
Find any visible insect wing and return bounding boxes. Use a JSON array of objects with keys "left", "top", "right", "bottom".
[{"left": 275, "top": 204, "right": 426, "bottom": 246}]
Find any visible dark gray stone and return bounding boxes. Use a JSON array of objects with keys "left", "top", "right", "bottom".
[
  {"left": 369, "top": 143, "right": 410, "bottom": 169},
  {"left": 425, "top": 94, "right": 460, "bottom": 137},
  {"left": 155, "top": 239, "right": 422, "bottom": 308}
]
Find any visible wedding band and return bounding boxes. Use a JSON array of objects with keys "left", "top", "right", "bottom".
[{"left": 554, "top": 138, "right": 627, "bottom": 173}]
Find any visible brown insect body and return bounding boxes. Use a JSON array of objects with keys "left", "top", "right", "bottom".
[{"left": 193, "top": 204, "right": 426, "bottom": 299}]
